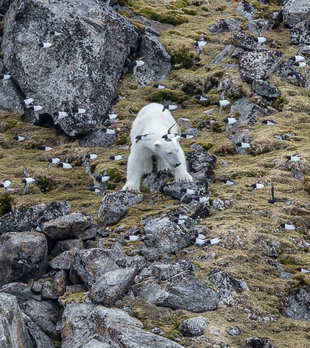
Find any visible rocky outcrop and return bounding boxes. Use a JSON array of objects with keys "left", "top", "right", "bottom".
[
  {"left": 282, "top": 286, "right": 310, "bottom": 321},
  {"left": 0, "top": 232, "right": 48, "bottom": 286},
  {"left": 61, "top": 304, "right": 184, "bottom": 348},
  {"left": 2, "top": 0, "right": 138, "bottom": 136},
  {"left": 0, "top": 293, "right": 33, "bottom": 348},
  {"left": 0, "top": 201, "right": 71, "bottom": 234},
  {"left": 282, "top": 0, "right": 310, "bottom": 28}
]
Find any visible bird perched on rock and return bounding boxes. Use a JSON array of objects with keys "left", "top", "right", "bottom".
[
  {"left": 102, "top": 128, "right": 115, "bottom": 135},
  {"left": 236, "top": 142, "right": 250, "bottom": 149},
  {"left": 195, "top": 38, "right": 207, "bottom": 55},
  {"left": 262, "top": 120, "right": 277, "bottom": 125},
  {"left": 224, "top": 117, "right": 237, "bottom": 125},
  {"left": 0, "top": 74, "right": 11, "bottom": 80},
  {"left": 110, "top": 155, "right": 122, "bottom": 161},
  {"left": 285, "top": 154, "right": 301, "bottom": 162},
  {"left": 251, "top": 182, "right": 264, "bottom": 195},
  {"left": 22, "top": 167, "right": 36, "bottom": 194}
]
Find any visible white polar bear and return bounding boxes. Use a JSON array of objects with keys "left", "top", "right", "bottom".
[{"left": 122, "top": 103, "right": 193, "bottom": 192}]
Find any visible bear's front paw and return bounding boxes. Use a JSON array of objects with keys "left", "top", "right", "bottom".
[
  {"left": 122, "top": 183, "right": 140, "bottom": 192},
  {"left": 175, "top": 172, "right": 193, "bottom": 183}
]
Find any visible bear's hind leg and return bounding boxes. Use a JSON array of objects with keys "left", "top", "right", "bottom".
[{"left": 122, "top": 149, "right": 146, "bottom": 192}]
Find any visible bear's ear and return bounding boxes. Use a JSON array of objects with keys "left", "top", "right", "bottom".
[{"left": 153, "top": 140, "right": 161, "bottom": 147}]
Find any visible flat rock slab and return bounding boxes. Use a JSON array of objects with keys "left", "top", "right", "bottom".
[
  {"left": 282, "top": 0, "right": 310, "bottom": 28},
  {"left": 0, "top": 232, "right": 48, "bottom": 286},
  {"left": 239, "top": 50, "right": 283, "bottom": 83},
  {"left": 2, "top": 0, "right": 138, "bottom": 136},
  {"left": 0, "top": 201, "right": 71, "bottom": 234},
  {"left": 252, "top": 80, "right": 281, "bottom": 99},
  {"left": 42, "top": 212, "right": 93, "bottom": 239},
  {"left": 0, "top": 77, "right": 24, "bottom": 115},
  {"left": 232, "top": 31, "right": 259, "bottom": 51},
  {"left": 98, "top": 191, "right": 143, "bottom": 226}
]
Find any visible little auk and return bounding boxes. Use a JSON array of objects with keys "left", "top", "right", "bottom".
[
  {"left": 135, "top": 133, "right": 153, "bottom": 143},
  {"left": 22, "top": 166, "right": 36, "bottom": 194},
  {"left": 224, "top": 117, "right": 237, "bottom": 125},
  {"left": 280, "top": 223, "right": 296, "bottom": 230},
  {"left": 262, "top": 120, "right": 277, "bottom": 125},
  {"left": 54, "top": 111, "right": 68, "bottom": 119},
  {"left": 195, "top": 38, "right": 207, "bottom": 55},
  {"left": 296, "top": 267, "right": 310, "bottom": 273},
  {"left": 38, "top": 145, "right": 53, "bottom": 151},
  {"left": 219, "top": 99, "right": 230, "bottom": 115},
  {"left": 251, "top": 182, "right": 264, "bottom": 195},
  {"left": 181, "top": 133, "right": 195, "bottom": 139},
  {"left": 161, "top": 124, "right": 178, "bottom": 141},
  {"left": 85, "top": 153, "right": 98, "bottom": 160},
  {"left": 29, "top": 105, "right": 43, "bottom": 112},
  {"left": 41, "top": 42, "right": 52, "bottom": 48},
  {"left": 236, "top": 142, "right": 250, "bottom": 148},
  {"left": 133, "top": 58, "right": 145, "bottom": 75},
  {"left": 110, "top": 155, "right": 122, "bottom": 161},
  {"left": 0, "top": 179, "right": 12, "bottom": 190},
  {"left": 48, "top": 158, "right": 60, "bottom": 170},
  {"left": 290, "top": 55, "right": 305, "bottom": 63},
  {"left": 220, "top": 178, "right": 235, "bottom": 186},
  {"left": 153, "top": 84, "right": 166, "bottom": 90},
  {"left": 0, "top": 74, "right": 11, "bottom": 80},
  {"left": 207, "top": 237, "right": 221, "bottom": 245},
  {"left": 194, "top": 95, "right": 208, "bottom": 102},
  {"left": 24, "top": 98, "right": 34, "bottom": 107},
  {"left": 13, "top": 135, "right": 27, "bottom": 142},
  {"left": 102, "top": 128, "right": 115, "bottom": 135},
  {"left": 58, "top": 162, "right": 73, "bottom": 169},
  {"left": 257, "top": 36, "right": 267, "bottom": 43},
  {"left": 94, "top": 174, "right": 110, "bottom": 183},
  {"left": 286, "top": 155, "right": 301, "bottom": 162},
  {"left": 128, "top": 235, "right": 139, "bottom": 242},
  {"left": 88, "top": 187, "right": 102, "bottom": 194},
  {"left": 108, "top": 113, "right": 118, "bottom": 121},
  {"left": 162, "top": 103, "right": 178, "bottom": 111}
]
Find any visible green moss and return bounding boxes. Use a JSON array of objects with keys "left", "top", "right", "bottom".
[
  {"left": 200, "top": 143, "right": 213, "bottom": 151},
  {"left": 279, "top": 255, "right": 300, "bottom": 266},
  {"left": 0, "top": 193, "right": 12, "bottom": 216},
  {"left": 226, "top": 87, "right": 247, "bottom": 101},
  {"left": 37, "top": 176, "right": 57, "bottom": 194},
  {"left": 182, "top": 82, "right": 202, "bottom": 96},
  {"left": 140, "top": 8, "right": 188, "bottom": 26},
  {"left": 117, "top": 134, "right": 129, "bottom": 145},
  {"left": 59, "top": 291, "right": 87, "bottom": 304},
  {"left": 90, "top": 163, "right": 97, "bottom": 174},
  {"left": 182, "top": 8, "right": 196, "bottom": 15},
  {"left": 106, "top": 168, "right": 125, "bottom": 190},
  {"left": 150, "top": 89, "right": 187, "bottom": 104},
  {"left": 171, "top": 46, "right": 195, "bottom": 69},
  {"left": 211, "top": 122, "right": 224, "bottom": 133}
]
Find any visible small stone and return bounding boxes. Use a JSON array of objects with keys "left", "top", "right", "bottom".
[{"left": 178, "top": 316, "right": 208, "bottom": 337}]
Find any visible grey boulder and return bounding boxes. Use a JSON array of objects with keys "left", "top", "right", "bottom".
[
  {"left": 142, "top": 171, "right": 170, "bottom": 193},
  {"left": 23, "top": 315, "right": 55, "bottom": 348},
  {"left": 282, "top": 286, "right": 310, "bottom": 321},
  {"left": 209, "top": 18, "right": 241, "bottom": 33},
  {"left": 98, "top": 191, "right": 143, "bottom": 226},
  {"left": 0, "top": 232, "right": 48, "bottom": 286},
  {"left": 178, "top": 316, "right": 208, "bottom": 337},
  {"left": 0, "top": 293, "right": 33, "bottom": 348},
  {"left": 291, "top": 20, "right": 310, "bottom": 45},
  {"left": 252, "top": 80, "right": 281, "bottom": 99},
  {"left": 79, "top": 129, "right": 116, "bottom": 148},
  {"left": 239, "top": 50, "right": 283, "bottom": 83},
  {"left": 0, "top": 200, "right": 71, "bottom": 234},
  {"left": 248, "top": 19, "right": 275, "bottom": 35},
  {"left": 2, "top": 0, "right": 138, "bottom": 136},
  {"left": 236, "top": 0, "right": 255, "bottom": 21},
  {"left": 42, "top": 212, "right": 93, "bottom": 239},
  {"left": 242, "top": 337, "right": 276, "bottom": 348},
  {"left": 282, "top": 0, "right": 310, "bottom": 28},
  {"left": 232, "top": 31, "right": 259, "bottom": 51},
  {"left": 0, "top": 71, "right": 24, "bottom": 115}
]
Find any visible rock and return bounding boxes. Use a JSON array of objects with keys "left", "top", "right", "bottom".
[
  {"left": 98, "top": 191, "right": 143, "bottom": 226},
  {"left": 134, "top": 30, "right": 171, "bottom": 86},
  {"left": 23, "top": 315, "right": 55, "bottom": 348},
  {"left": 277, "top": 60, "right": 305, "bottom": 86},
  {"left": 89, "top": 267, "right": 137, "bottom": 305},
  {"left": 50, "top": 249, "right": 78, "bottom": 270},
  {"left": 212, "top": 198, "right": 225, "bottom": 211},
  {"left": 211, "top": 44, "right": 235, "bottom": 65},
  {"left": 0, "top": 0, "right": 14, "bottom": 13},
  {"left": 53, "top": 270, "right": 67, "bottom": 296},
  {"left": 42, "top": 212, "right": 93, "bottom": 239},
  {"left": 50, "top": 239, "right": 84, "bottom": 257},
  {"left": 282, "top": 286, "right": 310, "bottom": 321},
  {"left": 79, "top": 129, "right": 116, "bottom": 148},
  {"left": 227, "top": 326, "right": 242, "bottom": 336},
  {"left": 163, "top": 181, "right": 207, "bottom": 203},
  {"left": 248, "top": 19, "right": 275, "bottom": 35},
  {"left": 181, "top": 128, "right": 199, "bottom": 138},
  {"left": 252, "top": 80, "right": 281, "bottom": 99},
  {"left": 291, "top": 20, "right": 310, "bottom": 45},
  {"left": 242, "top": 337, "right": 276, "bottom": 348},
  {"left": 282, "top": 0, "right": 310, "bottom": 28},
  {"left": 187, "top": 146, "right": 217, "bottom": 180},
  {"left": 0, "top": 232, "right": 48, "bottom": 286},
  {"left": 0, "top": 293, "right": 33, "bottom": 348},
  {"left": 231, "top": 98, "right": 267, "bottom": 126},
  {"left": 19, "top": 299, "right": 60, "bottom": 339},
  {"left": 178, "top": 316, "right": 208, "bottom": 337},
  {"left": 41, "top": 279, "right": 59, "bottom": 300},
  {"left": 239, "top": 50, "right": 283, "bottom": 83},
  {"left": 0, "top": 282, "right": 31, "bottom": 301},
  {"left": 133, "top": 262, "right": 219, "bottom": 312},
  {"left": 232, "top": 31, "right": 259, "bottom": 51},
  {"left": 236, "top": 0, "right": 255, "bottom": 21},
  {"left": 0, "top": 70, "right": 24, "bottom": 115},
  {"left": 177, "top": 118, "right": 192, "bottom": 128},
  {"left": 230, "top": 128, "right": 250, "bottom": 155},
  {"left": 2, "top": 0, "right": 138, "bottom": 136},
  {"left": 209, "top": 18, "right": 241, "bottom": 33},
  {"left": 143, "top": 216, "right": 191, "bottom": 254},
  {"left": 142, "top": 171, "right": 170, "bottom": 193},
  {"left": 207, "top": 268, "right": 248, "bottom": 304},
  {"left": 0, "top": 201, "right": 71, "bottom": 234},
  {"left": 61, "top": 303, "right": 184, "bottom": 348}
]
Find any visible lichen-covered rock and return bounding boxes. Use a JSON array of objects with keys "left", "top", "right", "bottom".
[
  {"left": 61, "top": 304, "right": 184, "bottom": 348},
  {"left": 42, "top": 212, "right": 93, "bottom": 239},
  {"left": 252, "top": 80, "right": 281, "bottom": 99},
  {"left": 89, "top": 267, "right": 137, "bottom": 305},
  {"left": 0, "top": 201, "right": 71, "bottom": 234},
  {"left": 211, "top": 44, "right": 235, "bottom": 65},
  {"left": 0, "top": 71, "right": 24, "bottom": 115},
  {"left": 0, "top": 293, "right": 33, "bottom": 348},
  {"left": 50, "top": 249, "right": 79, "bottom": 270},
  {"left": 239, "top": 50, "right": 283, "bottom": 83},
  {"left": 2, "top": 0, "right": 138, "bottom": 136},
  {"left": 209, "top": 18, "right": 241, "bottom": 33},
  {"left": 142, "top": 171, "right": 170, "bottom": 193},
  {"left": 291, "top": 20, "right": 310, "bottom": 45},
  {"left": 79, "top": 129, "right": 116, "bottom": 148},
  {"left": 187, "top": 146, "right": 216, "bottom": 181},
  {"left": 23, "top": 315, "right": 55, "bottom": 348},
  {"left": 20, "top": 299, "right": 60, "bottom": 339},
  {"left": 0, "top": 282, "right": 32, "bottom": 301},
  {"left": 0, "top": 232, "right": 48, "bottom": 286},
  {"left": 163, "top": 181, "right": 207, "bottom": 203},
  {"left": 178, "top": 316, "right": 208, "bottom": 337},
  {"left": 277, "top": 60, "right": 305, "bottom": 86},
  {"left": 242, "top": 337, "right": 276, "bottom": 348},
  {"left": 134, "top": 30, "right": 171, "bottom": 86},
  {"left": 143, "top": 216, "right": 191, "bottom": 254},
  {"left": 236, "top": 0, "right": 255, "bottom": 21},
  {"left": 98, "top": 191, "right": 143, "bottom": 226},
  {"left": 282, "top": 0, "right": 310, "bottom": 28},
  {"left": 133, "top": 262, "right": 219, "bottom": 312},
  {"left": 282, "top": 286, "right": 310, "bottom": 321},
  {"left": 248, "top": 19, "right": 274, "bottom": 35},
  {"left": 232, "top": 31, "right": 259, "bottom": 51}
]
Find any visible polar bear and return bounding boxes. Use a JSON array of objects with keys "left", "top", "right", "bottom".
[{"left": 122, "top": 103, "right": 193, "bottom": 192}]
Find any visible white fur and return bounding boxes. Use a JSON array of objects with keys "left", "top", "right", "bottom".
[{"left": 122, "top": 103, "right": 193, "bottom": 192}]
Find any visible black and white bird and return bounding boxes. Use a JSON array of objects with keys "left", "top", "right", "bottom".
[
  {"left": 181, "top": 133, "right": 195, "bottom": 139},
  {"left": 262, "top": 120, "right": 277, "bottom": 125},
  {"left": 285, "top": 154, "right": 301, "bottom": 162},
  {"left": 108, "top": 113, "right": 118, "bottom": 121},
  {"left": 85, "top": 153, "right": 98, "bottom": 160},
  {"left": 41, "top": 42, "right": 52, "bottom": 48},
  {"left": 175, "top": 214, "right": 189, "bottom": 225},
  {"left": 290, "top": 55, "right": 305, "bottom": 63},
  {"left": 94, "top": 174, "right": 110, "bottom": 183},
  {"left": 133, "top": 58, "right": 145, "bottom": 75},
  {"left": 218, "top": 99, "right": 230, "bottom": 115},
  {"left": 236, "top": 142, "right": 250, "bottom": 148},
  {"left": 194, "top": 95, "right": 208, "bottom": 102},
  {"left": 54, "top": 111, "right": 69, "bottom": 119},
  {"left": 224, "top": 117, "right": 237, "bottom": 125},
  {"left": 48, "top": 158, "right": 60, "bottom": 170},
  {"left": 135, "top": 133, "right": 153, "bottom": 143},
  {"left": 73, "top": 107, "right": 86, "bottom": 114},
  {"left": 13, "top": 135, "right": 27, "bottom": 142},
  {"left": 251, "top": 182, "right": 265, "bottom": 195},
  {"left": 162, "top": 103, "right": 178, "bottom": 112},
  {"left": 153, "top": 84, "right": 166, "bottom": 90},
  {"left": 296, "top": 267, "right": 310, "bottom": 273},
  {"left": 280, "top": 223, "right": 296, "bottom": 230},
  {"left": 102, "top": 128, "right": 116, "bottom": 135},
  {"left": 195, "top": 38, "right": 207, "bottom": 55},
  {"left": 219, "top": 178, "right": 235, "bottom": 186},
  {"left": 22, "top": 167, "right": 36, "bottom": 194},
  {"left": 58, "top": 162, "right": 73, "bottom": 169},
  {"left": 0, "top": 179, "right": 13, "bottom": 191},
  {"left": 206, "top": 237, "right": 221, "bottom": 245},
  {"left": 88, "top": 187, "right": 102, "bottom": 194},
  {"left": 0, "top": 74, "right": 11, "bottom": 80},
  {"left": 257, "top": 36, "right": 267, "bottom": 43},
  {"left": 110, "top": 155, "right": 122, "bottom": 161},
  {"left": 29, "top": 105, "right": 43, "bottom": 112},
  {"left": 38, "top": 145, "right": 53, "bottom": 151},
  {"left": 24, "top": 98, "right": 34, "bottom": 107},
  {"left": 161, "top": 124, "right": 178, "bottom": 141}
]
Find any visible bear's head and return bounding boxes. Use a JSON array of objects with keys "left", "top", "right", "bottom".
[{"left": 153, "top": 136, "right": 181, "bottom": 168}]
